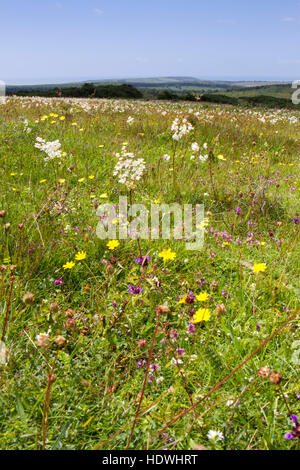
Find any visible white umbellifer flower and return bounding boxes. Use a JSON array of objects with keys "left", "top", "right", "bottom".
[
  {"left": 199, "top": 154, "right": 208, "bottom": 163},
  {"left": 207, "top": 430, "right": 224, "bottom": 441},
  {"left": 127, "top": 116, "right": 134, "bottom": 125},
  {"left": 35, "top": 137, "right": 63, "bottom": 161},
  {"left": 113, "top": 145, "right": 146, "bottom": 189},
  {"left": 171, "top": 117, "right": 194, "bottom": 141},
  {"left": 191, "top": 142, "right": 200, "bottom": 152},
  {"left": 36, "top": 332, "right": 50, "bottom": 348}
]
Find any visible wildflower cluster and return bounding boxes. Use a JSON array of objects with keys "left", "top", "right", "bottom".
[
  {"left": 171, "top": 116, "right": 194, "bottom": 141},
  {"left": 34, "top": 137, "right": 64, "bottom": 161},
  {"left": 113, "top": 144, "right": 146, "bottom": 189}
]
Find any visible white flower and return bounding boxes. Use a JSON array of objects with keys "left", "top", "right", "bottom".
[
  {"left": 162, "top": 154, "right": 171, "bottom": 161},
  {"left": 113, "top": 145, "right": 146, "bottom": 189},
  {"left": 156, "top": 376, "right": 164, "bottom": 384},
  {"left": 127, "top": 116, "right": 134, "bottom": 125},
  {"left": 36, "top": 332, "right": 50, "bottom": 348},
  {"left": 171, "top": 117, "right": 194, "bottom": 140},
  {"left": 199, "top": 154, "right": 208, "bottom": 163},
  {"left": 35, "top": 137, "right": 63, "bottom": 161},
  {"left": 207, "top": 430, "right": 224, "bottom": 441},
  {"left": 191, "top": 142, "right": 200, "bottom": 152}
]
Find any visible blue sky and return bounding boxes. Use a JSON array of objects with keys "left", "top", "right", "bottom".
[{"left": 1, "top": 0, "right": 300, "bottom": 84}]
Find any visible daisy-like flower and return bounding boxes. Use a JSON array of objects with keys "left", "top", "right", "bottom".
[
  {"left": 158, "top": 248, "right": 176, "bottom": 263},
  {"left": 196, "top": 292, "right": 210, "bottom": 302},
  {"left": 192, "top": 308, "right": 211, "bottom": 323},
  {"left": 75, "top": 251, "right": 87, "bottom": 261},
  {"left": 107, "top": 240, "right": 120, "bottom": 250},
  {"left": 63, "top": 261, "right": 75, "bottom": 270},
  {"left": 252, "top": 263, "right": 267, "bottom": 273},
  {"left": 207, "top": 430, "right": 224, "bottom": 441},
  {"left": 36, "top": 332, "right": 50, "bottom": 348}
]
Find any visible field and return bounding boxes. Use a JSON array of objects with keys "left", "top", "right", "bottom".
[{"left": 0, "top": 96, "right": 299, "bottom": 450}]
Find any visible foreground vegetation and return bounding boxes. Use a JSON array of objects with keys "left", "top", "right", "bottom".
[{"left": 0, "top": 96, "right": 299, "bottom": 450}]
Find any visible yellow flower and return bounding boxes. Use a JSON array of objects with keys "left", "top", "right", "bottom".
[
  {"left": 58, "top": 178, "right": 65, "bottom": 184},
  {"left": 59, "top": 116, "right": 65, "bottom": 121},
  {"left": 63, "top": 261, "right": 75, "bottom": 270},
  {"left": 40, "top": 179, "right": 47, "bottom": 183},
  {"left": 75, "top": 251, "right": 87, "bottom": 261},
  {"left": 158, "top": 248, "right": 176, "bottom": 263},
  {"left": 192, "top": 308, "right": 211, "bottom": 323},
  {"left": 107, "top": 240, "right": 120, "bottom": 250},
  {"left": 178, "top": 296, "right": 188, "bottom": 304},
  {"left": 217, "top": 155, "right": 226, "bottom": 161},
  {"left": 78, "top": 178, "right": 85, "bottom": 183},
  {"left": 196, "top": 292, "right": 210, "bottom": 302},
  {"left": 100, "top": 193, "right": 108, "bottom": 198},
  {"left": 88, "top": 175, "right": 95, "bottom": 179},
  {"left": 252, "top": 263, "right": 267, "bottom": 273}
]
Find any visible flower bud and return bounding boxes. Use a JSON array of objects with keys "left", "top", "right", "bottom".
[
  {"left": 22, "top": 292, "right": 35, "bottom": 306},
  {"left": 258, "top": 366, "right": 271, "bottom": 379},
  {"left": 269, "top": 372, "right": 282, "bottom": 385},
  {"left": 50, "top": 302, "right": 59, "bottom": 314},
  {"left": 54, "top": 335, "right": 66, "bottom": 346},
  {"left": 216, "top": 303, "right": 226, "bottom": 317}
]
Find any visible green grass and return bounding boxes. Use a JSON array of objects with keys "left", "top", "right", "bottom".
[{"left": 0, "top": 97, "right": 299, "bottom": 450}]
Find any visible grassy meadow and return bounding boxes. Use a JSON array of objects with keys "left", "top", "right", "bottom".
[{"left": 0, "top": 96, "right": 299, "bottom": 450}]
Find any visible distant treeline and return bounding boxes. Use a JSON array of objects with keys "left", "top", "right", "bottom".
[
  {"left": 156, "top": 90, "right": 299, "bottom": 109},
  {"left": 7, "top": 83, "right": 143, "bottom": 99},
  {"left": 6, "top": 82, "right": 299, "bottom": 109}
]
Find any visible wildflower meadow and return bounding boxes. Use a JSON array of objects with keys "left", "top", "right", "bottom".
[{"left": 0, "top": 96, "right": 299, "bottom": 451}]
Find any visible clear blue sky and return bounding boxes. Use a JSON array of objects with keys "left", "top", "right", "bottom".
[{"left": 1, "top": 0, "right": 300, "bottom": 84}]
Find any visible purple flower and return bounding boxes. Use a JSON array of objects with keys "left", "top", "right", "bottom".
[
  {"left": 54, "top": 278, "right": 63, "bottom": 285},
  {"left": 135, "top": 256, "right": 151, "bottom": 266},
  {"left": 185, "top": 291, "right": 195, "bottom": 304},
  {"left": 235, "top": 207, "right": 241, "bottom": 214},
  {"left": 285, "top": 414, "right": 300, "bottom": 440},
  {"left": 176, "top": 348, "right": 185, "bottom": 356},
  {"left": 187, "top": 321, "right": 195, "bottom": 335},
  {"left": 128, "top": 285, "right": 143, "bottom": 294},
  {"left": 222, "top": 290, "right": 231, "bottom": 299}
]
